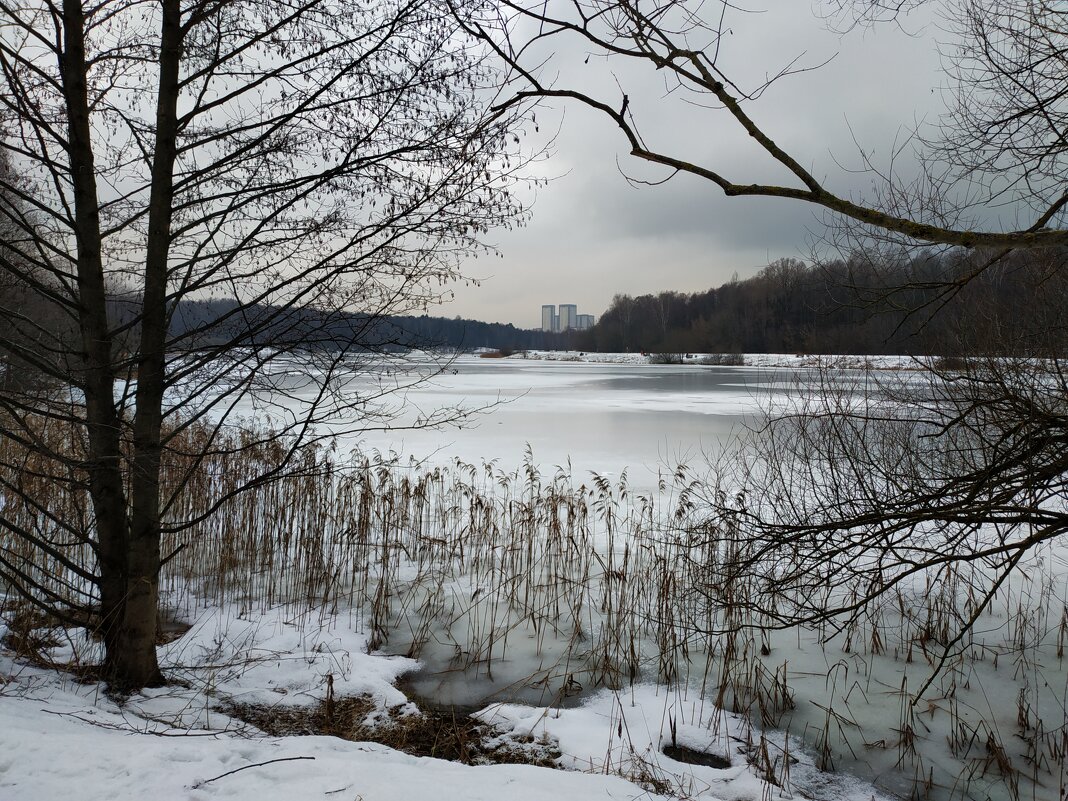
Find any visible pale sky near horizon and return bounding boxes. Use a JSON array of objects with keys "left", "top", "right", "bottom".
[{"left": 435, "top": 1, "right": 951, "bottom": 329}]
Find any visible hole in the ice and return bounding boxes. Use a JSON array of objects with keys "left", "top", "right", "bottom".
[{"left": 662, "top": 744, "right": 731, "bottom": 769}]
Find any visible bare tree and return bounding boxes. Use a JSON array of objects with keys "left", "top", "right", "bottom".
[
  {"left": 0, "top": 0, "right": 527, "bottom": 688},
  {"left": 701, "top": 248, "right": 1068, "bottom": 702},
  {"left": 458, "top": 0, "right": 1065, "bottom": 250}
]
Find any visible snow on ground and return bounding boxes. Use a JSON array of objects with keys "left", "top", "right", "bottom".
[
  {"left": 514, "top": 351, "right": 928, "bottom": 370},
  {"left": 514, "top": 350, "right": 650, "bottom": 365},
  {"left": 0, "top": 602, "right": 892, "bottom": 801},
  {"left": 0, "top": 688, "right": 638, "bottom": 801}
]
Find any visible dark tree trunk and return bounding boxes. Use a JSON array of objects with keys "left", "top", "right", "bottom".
[
  {"left": 59, "top": 0, "right": 130, "bottom": 676},
  {"left": 58, "top": 0, "right": 183, "bottom": 689},
  {"left": 116, "top": 0, "right": 184, "bottom": 689}
]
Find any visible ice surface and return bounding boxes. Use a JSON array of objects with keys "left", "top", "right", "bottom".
[
  {"left": 342, "top": 358, "right": 808, "bottom": 486},
  {"left": 5, "top": 353, "right": 1062, "bottom": 801}
]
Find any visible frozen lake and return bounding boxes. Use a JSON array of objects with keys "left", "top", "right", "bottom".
[
  {"left": 346, "top": 356, "right": 805, "bottom": 481},
  {"left": 190, "top": 352, "right": 1065, "bottom": 800}
]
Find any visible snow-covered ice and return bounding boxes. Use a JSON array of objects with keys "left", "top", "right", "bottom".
[{"left": 6, "top": 354, "right": 1064, "bottom": 801}]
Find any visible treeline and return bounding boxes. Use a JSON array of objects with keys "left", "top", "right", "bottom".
[
  {"left": 9, "top": 250, "right": 1064, "bottom": 374},
  {"left": 378, "top": 312, "right": 562, "bottom": 352},
  {"left": 4, "top": 293, "right": 557, "bottom": 386},
  {"left": 569, "top": 251, "right": 1068, "bottom": 356},
  {"left": 116, "top": 298, "right": 561, "bottom": 353}
]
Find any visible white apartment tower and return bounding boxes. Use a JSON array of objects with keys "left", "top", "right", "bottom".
[
  {"left": 541, "top": 304, "right": 557, "bottom": 332},
  {"left": 558, "top": 304, "right": 578, "bottom": 331},
  {"left": 541, "top": 303, "right": 595, "bottom": 332}
]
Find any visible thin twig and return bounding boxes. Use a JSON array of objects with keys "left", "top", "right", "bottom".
[{"left": 193, "top": 756, "right": 315, "bottom": 787}]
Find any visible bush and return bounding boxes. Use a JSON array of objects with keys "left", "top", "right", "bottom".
[
  {"left": 696, "top": 353, "right": 745, "bottom": 366},
  {"left": 648, "top": 353, "right": 684, "bottom": 364}
]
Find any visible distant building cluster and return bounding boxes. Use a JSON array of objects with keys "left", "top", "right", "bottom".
[{"left": 541, "top": 304, "right": 595, "bottom": 333}]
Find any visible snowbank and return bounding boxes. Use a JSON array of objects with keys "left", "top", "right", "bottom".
[
  {"left": 0, "top": 603, "right": 890, "bottom": 801},
  {"left": 512, "top": 351, "right": 928, "bottom": 370}
]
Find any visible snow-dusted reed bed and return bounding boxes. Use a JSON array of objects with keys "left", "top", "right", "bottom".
[{"left": 2, "top": 417, "right": 1066, "bottom": 800}]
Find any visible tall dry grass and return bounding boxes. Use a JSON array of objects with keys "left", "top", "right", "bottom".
[{"left": 1, "top": 413, "right": 1065, "bottom": 801}]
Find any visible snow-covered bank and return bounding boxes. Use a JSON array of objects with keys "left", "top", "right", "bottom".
[
  {"left": 0, "top": 603, "right": 891, "bottom": 801},
  {"left": 511, "top": 350, "right": 930, "bottom": 370}
]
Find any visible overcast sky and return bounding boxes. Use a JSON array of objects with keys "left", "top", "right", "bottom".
[{"left": 435, "top": 1, "right": 950, "bottom": 328}]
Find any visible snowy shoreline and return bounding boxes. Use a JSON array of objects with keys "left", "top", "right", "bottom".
[
  {"left": 505, "top": 350, "right": 932, "bottom": 370},
  {"left": 0, "top": 602, "right": 892, "bottom": 801}
]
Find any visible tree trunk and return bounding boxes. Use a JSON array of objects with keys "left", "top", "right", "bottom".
[
  {"left": 58, "top": 0, "right": 183, "bottom": 689},
  {"left": 116, "top": 0, "right": 184, "bottom": 689},
  {"left": 58, "top": 0, "right": 130, "bottom": 675}
]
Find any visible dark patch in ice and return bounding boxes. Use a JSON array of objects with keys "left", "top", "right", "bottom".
[{"left": 662, "top": 744, "right": 731, "bottom": 769}]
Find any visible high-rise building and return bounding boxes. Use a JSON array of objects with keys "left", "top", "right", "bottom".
[
  {"left": 540, "top": 303, "right": 595, "bottom": 333},
  {"left": 541, "top": 304, "right": 556, "bottom": 332},
  {"left": 558, "top": 304, "right": 577, "bottom": 331}
]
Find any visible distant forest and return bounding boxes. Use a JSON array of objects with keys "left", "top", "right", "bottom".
[
  {"left": 98, "top": 248, "right": 1065, "bottom": 358},
  {"left": 568, "top": 250, "right": 1068, "bottom": 356},
  {"left": 156, "top": 297, "right": 560, "bottom": 353}
]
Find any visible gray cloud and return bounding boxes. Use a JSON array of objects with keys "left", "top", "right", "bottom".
[{"left": 443, "top": 2, "right": 948, "bottom": 327}]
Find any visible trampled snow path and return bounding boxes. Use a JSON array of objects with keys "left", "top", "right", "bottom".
[{"left": 0, "top": 603, "right": 891, "bottom": 801}]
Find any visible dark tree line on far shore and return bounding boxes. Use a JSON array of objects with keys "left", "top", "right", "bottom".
[
  {"left": 9, "top": 248, "right": 1061, "bottom": 372},
  {"left": 153, "top": 298, "right": 563, "bottom": 353},
  {"left": 178, "top": 247, "right": 1065, "bottom": 358},
  {"left": 569, "top": 250, "right": 1068, "bottom": 357}
]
